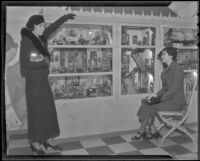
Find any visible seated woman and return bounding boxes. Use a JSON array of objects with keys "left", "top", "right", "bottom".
[{"left": 131, "top": 47, "right": 186, "bottom": 140}]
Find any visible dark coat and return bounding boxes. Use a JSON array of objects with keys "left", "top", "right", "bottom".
[
  {"left": 19, "top": 16, "right": 68, "bottom": 142},
  {"left": 137, "top": 61, "right": 186, "bottom": 123},
  {"left": 156, "top": 61, "right": 186, "bottom": 105}
]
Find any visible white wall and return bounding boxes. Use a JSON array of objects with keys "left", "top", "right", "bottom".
[
  {"left": 6, "top": 6, "right": 198, "bottom": 139},
  {"left": 6, "top": 7, "right": 43, "bottom": 65},
  {"left": 169, "top": 1, "right": 198, "bottom": 17}
]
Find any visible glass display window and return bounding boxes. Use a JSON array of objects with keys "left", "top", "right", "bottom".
[
  {"left": 48, "top": 48, "right": 113, "bottom": 73},
  {"left": 121, "top": 26, "right": 156, "bottom": 46},
  {"left": 177, "top": 49, "right": 198, "bottom": 70},
  {"left": 184, "top": 71, "right": 198, "bottom": 91},
  {"left": 121, "top": 48, "right": 155, "bottom": 95},
  {"left": 49, "top": 74, "right": 113, "bottom": 99},
  {"left": 163, "top": 27, "right": 197, "bottom": 47},
  {"left": 47, "top": 24, "right": 113, "bottom": 46}
]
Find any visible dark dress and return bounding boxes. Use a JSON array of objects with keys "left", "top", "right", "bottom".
[
  {"left": 19, "top": 16, "right": 69, "bottom": 142},
  {"left": 137, "top": 61, "right": 187, "bottom": 123}
]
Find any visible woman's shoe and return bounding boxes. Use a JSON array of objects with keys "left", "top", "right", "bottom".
[
  {"left": 131, "top": 131, "right": 146, "bottom": 141},
  {"left": 145, "top": 131, "right": 161, "bottom": 139},
  {"left": 30, "top": 144, "right": 45, "bottom": 155},
  {"left": 41, "top": 141, "right": 62, "bottom": 151},
  {"left": 151, "top": 132, "right": 161, "bottom": 139}
]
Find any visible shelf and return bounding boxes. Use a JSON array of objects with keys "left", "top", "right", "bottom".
[
  {"left": 54, "top": 95, "right": 115, "bottom": 103},
  {"left": 184, "top": 69, "right": 197, "bottom": 72},
  {"left": 48, "top": 45, "right": 113, "bottom": 48},
  {"left": 176, "top": 46, "right": 198, "bottom": 50},
  {"left": 49, "top": 72, "right": 113, "bottom": 77},
  {"left": 121, "top": 45, "right": 156, "bottom": 48},
  {"left": 163, "top": 46, "right": 198, "bottom": 50}
]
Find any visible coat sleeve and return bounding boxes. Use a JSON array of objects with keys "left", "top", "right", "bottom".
[
  {"left": 20, "top": 38, "right": 47, "bottom": 70},
  {"left": 43, "top": 15, "right": 68, "bottom": 38},
  {"left": 156, "top": 86, "right": 166, "bottom": 97},
  {"left": 160, "top": 66, "right": 184, "bottom": 102}
]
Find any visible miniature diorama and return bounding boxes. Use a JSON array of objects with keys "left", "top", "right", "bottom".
[
  {"left": 121, "top": 26, "right": 156, "bottom": 46},
  {"left": 121, "top": 48, "right": 155, "bottom": 95},
  {"left": 163, "top": 28, "right": 197, "bottom": 47},
  {"left": 48, "top": 48, "right": 112, "bottom": 73},
  {"left": 177, "top": 49, "right": 198, "bottom": 70},
  {"left": 49, "top": 75, "right": 113, "bottom": 99},
  {"left": 48, "top": 24, "right": 112, "bottom": 46}
]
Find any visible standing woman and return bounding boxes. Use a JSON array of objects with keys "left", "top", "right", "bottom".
[{"left": 19, "top": 13, "right": 76, "bottom": 154}]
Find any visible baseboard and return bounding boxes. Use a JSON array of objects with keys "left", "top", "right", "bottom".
[{"left": 6, "top": 121, "right": 197, "bottom": 143}]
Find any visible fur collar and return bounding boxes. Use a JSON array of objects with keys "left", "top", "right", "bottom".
[{"left": 21, "top": 28, "right": 50, "bottom": 58}]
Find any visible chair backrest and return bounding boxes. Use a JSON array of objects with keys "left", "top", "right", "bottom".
[{"left": 183, "top": 78, "right": 197, "bottom": 114}]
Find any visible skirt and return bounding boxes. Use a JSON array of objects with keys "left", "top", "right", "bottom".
[
  {"left": 25, "top": 76, "right": 60, "bottom": 142},
  {"left": 137, "top": 100, "right": 184, "bottom": 123}
]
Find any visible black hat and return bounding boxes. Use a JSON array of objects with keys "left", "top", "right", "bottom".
[
  {"left": 26, "top": 15, "right": 45, "bottom": 30},
  {"left": 6, "top": 33, "right": 18, "bottom": 51}
]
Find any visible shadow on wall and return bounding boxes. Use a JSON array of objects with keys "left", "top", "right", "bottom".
[{"left": 5, "top": 33, "right": 27, "bottom": 131}]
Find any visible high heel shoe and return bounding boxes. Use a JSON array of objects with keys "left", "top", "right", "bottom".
[
  {"left": 151, "top": 132, "right": 161, "bottom": 139},
  {"left": 30, "top": 144, "right": 45, "bottom": 155},
  {"left": 131, "top": 131, "right": 146, "bottom": 141},
  {"left": 41, "top": 141, "right": 62, "bottom": 151},
  {"left": 145, "top": 131, "right": 161, "bottom": 139}
]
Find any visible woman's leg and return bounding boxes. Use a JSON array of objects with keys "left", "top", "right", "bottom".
[
  {"left": 147, "top": 115, "right": 157, "bottom": 134},
  {"left": 138, "top": 119, "right": 149, "bottom": 133},
  {"left": 131, "top": 118, "right": 149, "bottom": 140},
  {"left": 145, "top": 115, "right": 160, "bottom": 139}
]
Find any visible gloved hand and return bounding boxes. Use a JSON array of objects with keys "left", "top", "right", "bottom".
[
  {"left": 149, "top": 96, "right": 161, "bottom": 105},
  {"left": 62, "top": 13, "right": 76, "bottom": 20}
]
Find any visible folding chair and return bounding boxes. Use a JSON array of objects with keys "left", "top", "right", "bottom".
[{"left": 156, "top": 78, "right": 197, "bottom": 147}]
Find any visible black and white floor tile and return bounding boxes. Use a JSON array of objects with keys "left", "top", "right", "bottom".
[{"left": 6, "top": 122, "right": 198, "bottom": 160}]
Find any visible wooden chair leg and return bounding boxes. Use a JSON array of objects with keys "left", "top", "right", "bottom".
[
  {"left": 160, "top": 126, "right": 177, "bottom": 146},
  {"left": 157, "top": 123, "right": 165, "bottom": 131}
]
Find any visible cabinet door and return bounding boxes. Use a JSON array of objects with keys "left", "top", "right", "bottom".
[{"left": 121, "top": 26, "right": 156, "bottom": 95}]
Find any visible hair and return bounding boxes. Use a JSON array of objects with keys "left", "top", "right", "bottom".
[
  {"left": 157, "top": 47, "right": 178, "bottom": 62},
  {"left": 26, "top": 15, "right": 45, "bottom": 31}
]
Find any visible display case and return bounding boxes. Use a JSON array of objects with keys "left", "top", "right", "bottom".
[
  {"left": 47, "top": 23, "right": 113, "bottom": 100},
  {"left": 121, "top": 26, "right": 156, "bottom": 95},
  {"left": 47, "top": 23, "right": 197, "bottom": 99}
]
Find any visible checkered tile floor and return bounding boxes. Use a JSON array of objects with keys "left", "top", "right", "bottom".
[{"left": 6, "top": 122, "right": 198, "bottom": 160}]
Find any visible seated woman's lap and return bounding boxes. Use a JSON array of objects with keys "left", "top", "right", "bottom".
[{"left": 137, "top": 101, "right": 183, "bottom": 123}]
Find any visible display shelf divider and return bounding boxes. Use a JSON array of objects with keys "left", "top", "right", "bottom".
[
  {"left": 48, "top": 45, "right": 113, "bottom": 48},
  {"left": 184, "top": 69, "right": 198, "bottom": 72},
  {"left": 161, "top": 46, "right": 198, "bottom": 50},
  {"left": 121, "top": 45, "right": 156, "bottom": 48},
  {"left": 54, "top": 95, "right": 116, "bottom": 103},
  {"left": 49, "top": 72, "right": 113, "bottom": 77}
]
